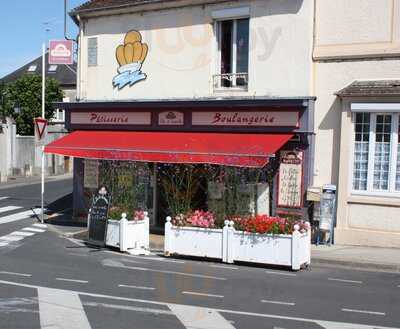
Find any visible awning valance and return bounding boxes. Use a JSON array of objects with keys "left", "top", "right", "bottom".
[{"left": 44, "top": 131, "right": 293, "bottom": 168}]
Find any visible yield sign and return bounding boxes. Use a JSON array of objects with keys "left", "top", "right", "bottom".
[{"left": 34, "top": 118, "right": 48, "bottom": 141}]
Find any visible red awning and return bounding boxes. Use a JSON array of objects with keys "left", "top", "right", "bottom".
[{"left": 44, "top": 131, "right": 293, "bottom": 168}]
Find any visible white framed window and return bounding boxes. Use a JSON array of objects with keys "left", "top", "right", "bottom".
[
  {"left": 351, "top": 112, "right": 400, "bottom": 196},
  {"left": 214, "top": 17, "right": 249, "bottom": 90},
  {"left": 52, "top": 109, "right": 65, "bottom": 122},
  {"left": 88, "top": 37, "right": 98, "bottom": 66}
]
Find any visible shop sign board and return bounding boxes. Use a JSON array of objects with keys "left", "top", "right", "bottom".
[
  {"left": 88, "top": 187, "right": 111, "bottom": 246},
  {"left": 49, "top": 40, "right": 73, "bottom": 65},
  {"left": 84, "top": 159, "right": 99, "bottom": 189},
  {"left": 158, "top": 111, "right": 184, "bottom": 125},
  {"left": 71, "top": 112, "right": 151, "bottom": 125},
  {"left": 278, "top": 151, "right": 303, "bottom": 208},
  {"left": 192, "top": 111, "right": 299, "bottom": 127}
]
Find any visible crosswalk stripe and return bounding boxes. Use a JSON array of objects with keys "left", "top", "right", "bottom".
[
  {"left": 0, "top": 235, "right": 25, "bottom": 242},
  {"left": 10, "top": 231, "right": 35, "bottom": 237},
  {"left": 0, "top": 208, "right": 41, "bottom": 225},
  {"left": 0, "top": 206, "right": 22, "bottom": 214},
  {"left": 38, "top": 287, "right": 92, "bottom": 329},
  {"left": 22, "top": 227, "right": 45, "bottom": 233},
  {"left": 169, "top": 304, "right": 236, "bottom": 329},
  {"left": 33, "top": 223, "right": 47, "bottom": 229},
  {"left": 0, "top": 197, "right": 9, "bottom": 201}
]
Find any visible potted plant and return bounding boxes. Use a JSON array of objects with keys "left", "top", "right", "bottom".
[
  {"left": 165, "top": 212, "right": 310, "bottom": 270},
  {"left": 106, "top": 208, "right": 149, "bottom": 254}
]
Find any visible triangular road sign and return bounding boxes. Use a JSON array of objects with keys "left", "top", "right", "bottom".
[{"left": 34, "top": 118, "right": 48, "bottom": 141}]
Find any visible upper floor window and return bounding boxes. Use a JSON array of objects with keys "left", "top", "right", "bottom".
[
  {"left": 352, "top": 112, "right": 400, "bottom": 195},
  {"left": 88, "top": 37, "right": 98, "bottom": 66},
  {"left": 214, "top": 18, "right": 249, "bottom": 91},
  {"left": 48, "top": 65, "right": 58, "bottom": 73},
  {"left": 27, "top": 65, "right": 37, "bottom": 72}
]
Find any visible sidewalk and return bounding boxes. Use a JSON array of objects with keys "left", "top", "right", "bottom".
[
  {"left": 311, "top": 244, "right": 400, "bottom": 272},
  {"left": 0, "top": 173, "right": 72, "bottom": 189},
  {"left": 46, "top": 220, "right": 400, "bottom": 273}
]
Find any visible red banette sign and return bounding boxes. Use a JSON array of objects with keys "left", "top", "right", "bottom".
[
  {"left": 49, "top": 40, "right": 73, "bottom": 65},
  {"left": 192, "top": 111, "right": 299, "bottom": 127},
  {"left": 71, "top": 112, "right": 151, "bottom": 125}
]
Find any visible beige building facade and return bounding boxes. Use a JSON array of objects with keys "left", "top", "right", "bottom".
[
  {"left": 70, "top": 0, "right": 400, "bottom": 246},
  {"left": 313, "top": 0, "right": 400, "bottom": 247}
]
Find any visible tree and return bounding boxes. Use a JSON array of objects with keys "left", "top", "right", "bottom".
[{"left": 0, "top": 75, "right": 64, "bottom": 135}]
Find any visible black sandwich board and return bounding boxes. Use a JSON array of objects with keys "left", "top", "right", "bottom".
[{"left": 88, "top": 186, "right": 111, "bottom": 246}]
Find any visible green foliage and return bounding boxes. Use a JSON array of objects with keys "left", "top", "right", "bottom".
[
  {"left": 0, "top": 74, "right": 64, "bottom": 135},
  {"left": 159, "top": 164, "right": 204, "bottom": 217}
]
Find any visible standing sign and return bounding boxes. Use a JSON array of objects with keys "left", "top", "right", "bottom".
[
  {"left": 34, "top": 118, "right": 48, "bottom": 146},
  {"left": 88, "top": 187, "right": 111, "bottom": 246},
  {"left": 49, "top": 40, "right": 73, "bottom": 65},
  {"left": 278, "top": 151, "right": 303, "bottom": 208},
  {"left": 84, "top": 159, "right": 99, "bottom": 189}
]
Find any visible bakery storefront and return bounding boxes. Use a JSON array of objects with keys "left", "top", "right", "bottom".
[{"left": 45, "top": 97, "right": 315, "bottom": 230}]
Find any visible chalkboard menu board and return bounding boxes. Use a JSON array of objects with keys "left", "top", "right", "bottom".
[
  {"left": 278, "top": 151, "right": 303, "bottom": 208},
  {"left": 88, "top": 187, "right": 111, "bottom": 246}
]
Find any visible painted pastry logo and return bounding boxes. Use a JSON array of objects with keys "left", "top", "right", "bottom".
[{"left": 113, "top": 30, "right": 148, "bottom": 89}]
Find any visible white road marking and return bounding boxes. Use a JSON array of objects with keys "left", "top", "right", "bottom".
[
  {"left": 0, "top": 206, "right": 22, "bottom": 213},
  {"left": 22, "top": 227, "right": 45, "bottom": 233},
  {"left": 341, "top": 308, "right": 385, "bottom": 316},
  {"left": 55, "top": 278, "right": 88, "bottom": 284},
  {"left": 116, "top": 258, "right": 144, "bottom": 264},
  {"left": 118, "top": 284, "right": 155, "bottom": 290},
  {"left": 10, "top": 231, "right": 35, "bottom": 237},
  {"left": 103, "top": 261, "right": 227, "bottom": 281},
  {"left": 111, "top": 252, "right": 185, "bottom": 264},
  {"left": 0, "top": 242, "right": 9, "bottom": 247},
  {"left": 169, "top": 304, "right": 235, "bottom": 329},
  {"left": 328, "top": 278, "right": 363, "bottom": 284},
  {"left": 38, "top": 287, "right": 92, "bottom": 329},
  {"left": 182, "top": 291, "right": 224, "bottom": 298},
  {"left": 84, "top": 301, "right": 173, "bottom": 315},
  {"left": 0, "top": 208, "right": 41, "bottom": 225},
  {"left": 32, "top": 223, "right": 47, "bottom": 228},
  {"left": 209, "top": 264, "right": 239, "bottom": 270},
  {"left": 0, "top": 197, "right": 9, "bottom": 201},
  {"left": 0, "top": 280, "right": 397, "bottom": 329},
  {"left": 0, "top": 235, "right": 24, "bottom": 242},
  {"left": 0, "top": 271, "right": 32, "bottom": 277},
  {"left": 261, "top": 299, "right": 295, "bottom": 306},
  {"left": 265, "top": 270, "right": 296, "bottom": 277}
]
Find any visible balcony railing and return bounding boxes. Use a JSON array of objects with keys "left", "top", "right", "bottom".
[{"left": 213, "top": 72, "right": 249, "bottom": 91}]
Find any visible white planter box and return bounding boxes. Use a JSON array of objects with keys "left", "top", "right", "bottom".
[
  {"left": 165, "top": 218, "right": 311, "bottom": 270},
  {"left": 106, "top": 214, "right": 149, "bottom": 253},
  {"left": 164, "top": 226, "right": 224, "bottom": 260}
]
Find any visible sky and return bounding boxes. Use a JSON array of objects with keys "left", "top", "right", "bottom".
[{"left": 0, "top": 0, "right": 87, "bottom": 78}]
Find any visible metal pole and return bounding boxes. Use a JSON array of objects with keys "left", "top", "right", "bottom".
[{"left": 41, "top": 42, "right": 45, "bottom": 224}]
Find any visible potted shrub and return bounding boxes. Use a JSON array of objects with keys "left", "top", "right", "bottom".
[
  {"left": 106, "top": 208, "right": 149, "bottom": 253},
  {"left": 165, "top": 211, "right": 310, "bottom": 270}
]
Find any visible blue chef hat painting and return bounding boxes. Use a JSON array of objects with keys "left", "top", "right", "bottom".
[{"left": 113, "top": 30, "right": 149, "bottom": 89}]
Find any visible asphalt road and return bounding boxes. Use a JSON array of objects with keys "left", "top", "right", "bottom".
[{"left": 0, "top": 179, "right": 399, "bottom": 329}]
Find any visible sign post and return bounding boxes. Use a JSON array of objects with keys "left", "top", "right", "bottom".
[
  {"left": 40, "top": 43, "right": 46, "bottom": 224},
  {"left": 41, "top": 39, "right": 72, "bottom": 224}
]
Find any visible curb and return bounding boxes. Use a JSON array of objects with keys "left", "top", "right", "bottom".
[
  {"left": 0, "top": 174, "right": 72, "bottom": 190},
  {"left": 311, "top": 257, "right": 400, "bottom": 273}
]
